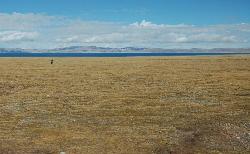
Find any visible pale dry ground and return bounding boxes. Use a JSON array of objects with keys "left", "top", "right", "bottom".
[{"left": 0, "top": 56, "right": 249, "bottom": 154}]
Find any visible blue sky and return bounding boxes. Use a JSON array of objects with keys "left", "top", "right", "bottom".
[
  {"left": 0, "top": 0, "right": 250, "bottom": 49},
  {"left": 1, "top": 0, "right": 250, "bottom": 24}
]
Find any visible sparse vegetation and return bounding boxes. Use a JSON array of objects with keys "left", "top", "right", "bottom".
[{"left": 0, "top": 56, "right": 249, "bottom": 153}]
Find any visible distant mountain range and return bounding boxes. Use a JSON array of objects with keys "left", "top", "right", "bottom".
[{"left": 1, "top": 46, "right": 250, "bottom": 53}]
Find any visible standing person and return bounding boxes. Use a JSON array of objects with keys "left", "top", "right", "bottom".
[{"left": 51, "top": 58, "right": 54, "bottom": 64}]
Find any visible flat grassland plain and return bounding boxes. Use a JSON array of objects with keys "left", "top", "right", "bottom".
[{"left": 0, "top": 56, "right": 249, "bottom": 154}]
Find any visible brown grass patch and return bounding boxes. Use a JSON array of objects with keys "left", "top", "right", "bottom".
[{"left": 0, "top": 56, "right": 249, "bottom": 153}]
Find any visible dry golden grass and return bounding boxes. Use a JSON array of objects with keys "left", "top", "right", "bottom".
[{"left": 0, "top": 56, "right": 249, "bottom": 154}]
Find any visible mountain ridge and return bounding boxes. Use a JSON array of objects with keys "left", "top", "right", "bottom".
[{"left": 1, "top": 46, "right": 250, "bottom": 53}]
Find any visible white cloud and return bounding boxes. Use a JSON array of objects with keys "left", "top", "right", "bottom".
[
  {"left": 130, "top": 20, "right": 193, "bottom": 29},
  {"left": 0, "top": 12, "right": 249, "bottom": 49},
  {"left": 165, "top": 33, "right": 237, "bottom": 43},
  {"left": 130, "top": 20, "right": 165, "bottom": 29},
  {"left": 56, "top": 36, "right": 79, "bottom": 43},
  {"left": 0, "top": 31, "right": 38, "bottom": 42},
  {"left": 0, "top": 12, "right": 59, "bottom": 31}
]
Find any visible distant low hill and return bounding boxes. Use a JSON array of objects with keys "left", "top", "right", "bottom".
[{"left": 1, "top": 46, "right": 250, "bottom": 53}]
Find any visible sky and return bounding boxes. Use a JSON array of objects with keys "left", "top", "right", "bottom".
[{"left": 0, "top": 0, "right": 250, "bottom": 49}]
